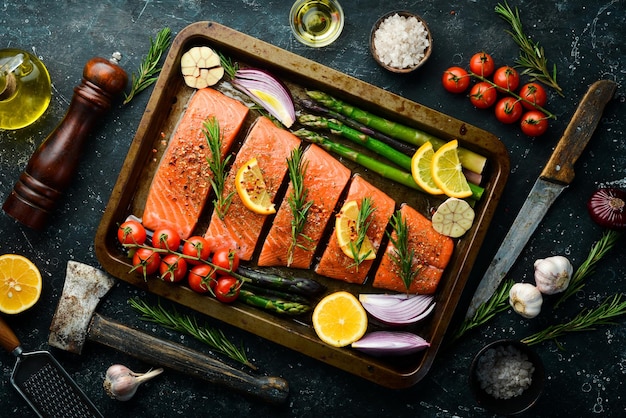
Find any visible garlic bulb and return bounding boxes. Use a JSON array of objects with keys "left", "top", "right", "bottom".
[
  {"left": 103, "top": 364, "right": 164, "bottom": 401},
  {"left": 534, "top": 256, "right": 573, "bottom": 295},
  {"left": 509, "top": 283, "right": 543, "bottom": 318}
]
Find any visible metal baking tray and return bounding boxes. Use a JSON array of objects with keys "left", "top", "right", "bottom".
[{"left": 95, "top": 21, "right": 509, "bottom": 389}]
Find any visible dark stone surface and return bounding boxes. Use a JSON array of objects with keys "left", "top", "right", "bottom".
[{"left": 1, "top": 1, "right": 624, "bottom": 416}]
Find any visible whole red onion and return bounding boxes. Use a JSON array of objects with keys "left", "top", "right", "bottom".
[{"left": 587, "top": 188, "right": 626, "bottom": 230}]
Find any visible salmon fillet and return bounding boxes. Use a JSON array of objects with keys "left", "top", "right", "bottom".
[
  {"left": 142, "top": 88, "right": 249, "bottom": 239},
  {"left": 373, "top": 203, "right": 454, "bottom": 294},
  {"left": 257, "top": 144, "right": 351, "bottom": 269},
  {"left": 315, "top": 174, "right": 395, "bottom": 284},
  {"left": 204, "top": 116, "right": 301, "bottom": 260}
]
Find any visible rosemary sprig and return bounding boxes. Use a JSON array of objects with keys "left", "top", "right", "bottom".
[
  {"left": 123, "top": 27, "right": 172, "bottom": 104},
  {"left": 388, "top": 210, "right": 420, "bottom": 292},
  {"left": 286, "top": 147, "right": 314, "bottom": 266},
  {"left": 495, "top": 2, "right": 563, "bottom": 96},
  {"left": 203, "top": 117, "right": 234, "bottom": 219},
  {"left": 522, "top": 293, "right": 626, "bottom": 347},
  {"left": 450, "top": 278, "right": 515, "bottom": 343},
  {"left": 219, "top": 52, "right": 238, "bottom": 79},
  {"left": 348, "top": 197, "right": 375, "bottom": 270},
  {"left": 128, "top": 298, "right": 254, "bottom": 369},
  {"left": 556, "top": 230, "right": 621, "bottom": 308}
]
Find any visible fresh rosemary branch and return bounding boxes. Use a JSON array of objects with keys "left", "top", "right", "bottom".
[
  {"left": 203, "top": 117, "right": 234, "bottom": 219},
  {"left": 556, "top": 230, "right": 621, "bottom": 307},
  {"left": 495, "top": 2, "right": 563, "bottom": 96},
  {"left": 123, "top": 27, "right": 172, "bottom": 104},
  {"left": 388, "top": 210, "right": 419, "bottom": 292},
  {"left": 348, "top": 197, "right": 375, "bottom": 270},
  {"left": 450, "top": 278, "right": 515, "bottom": 342},
  {"left": 128, "top": 298, "right": 255, "bottom": 369},
  {"left": 219, "top": 52, "right": 238, "bottom": 80},
  {"left": 286, "top": 147, "right": 314, "bottom": 266},
  {"left": 522, "top": 293, "right": 626, "bottom": 347}
]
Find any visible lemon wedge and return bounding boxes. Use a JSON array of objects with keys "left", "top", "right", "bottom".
[
  {"left": 235, "top": 158, "right": 276, "bottom": 215},
  {"left": 431, "top": 140, "right": 472, "bottom": 199},
  {"left": 411, "top": 142, "right": 444, "bottom": 195}
]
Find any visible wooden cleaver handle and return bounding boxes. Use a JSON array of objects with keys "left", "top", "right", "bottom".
[
  {"left": 87, "top": 313, "right": 289, "bottom": 405},
  {"left": 0, "top": 316, "right": 20, "bottom": 354}
]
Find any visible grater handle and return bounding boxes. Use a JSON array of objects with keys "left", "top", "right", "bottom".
[{"left": 0, "top": 316, "right": 21, "bottom": 354}]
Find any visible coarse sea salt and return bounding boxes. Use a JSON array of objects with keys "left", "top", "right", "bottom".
[
  {"left": 476, "top": 344, "right": 535, "bottom": 400},
  {"left": 373, "top": 14, "right": 430, "bottom": 69}
]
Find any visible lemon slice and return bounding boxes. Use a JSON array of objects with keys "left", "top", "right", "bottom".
[
  {"left": 411, "top": 142, "right": 444, "bottom": 195},
  {"left": 335, "top": 200, "right": 376, "bottom": 261},
  {"left": 235, "top": 158, "right": 276, "bottom": 215},
  {"left": 0, "top": 254, "right": 42, "bottom": 314},
  {"left": 312, "top": 291, "right": 368, "bottom": 347},
  {"left": 431, "top": 140, "right": 472, "bottom": 199}
]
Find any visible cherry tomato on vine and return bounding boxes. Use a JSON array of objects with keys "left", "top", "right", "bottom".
[
  {"left": 159, "top": 254, "right": 188, "bottom": 283},
  {"left": 182, "top": 236, "right": 212, "bottom": 265},
  {"left": 152, "top": 227, "right": 181, "bottom": 251},
  {"left": 495, "top": 97, "right": 523, "bottom": 124},
  {"left": 187, "top": 264, "right": 216, "bottom": 294},
  {"left": 117, "top": 220, "right": 147, "bottom": 245},
  {"left": 493, "top": 66, "right": 520, "bottom": 92},
  {"left": 214, "top": 276, "right": 241, "bottom": 303},
  {"left": 212, "top": 248, "right": 240, "bottom": 275},
  {"left": 469, "top": 52, "right": 495, "bottom": 77},
  {"left": 520, "top": 110, "right": 549, "bottom": 137},
  {"left": 442, "top": 66, "right": 470, "bottom": 93},
  {"left": 132, "top": 248, "right": 160, "bottom": 276},
  {"left": 519, "top": 82, "right": 547, "bottom": 110},
  {"left": 469, "top": 82, "right": 498, "bottom": 109}
]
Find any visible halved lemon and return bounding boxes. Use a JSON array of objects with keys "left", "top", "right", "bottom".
[
  {"left": 312, "top": 291, "right": 368, "bottom": 347},
  {"left": 235, "top": 157, "right": 276, "bottom": 215},
  {"left": 0, "top": 254, "right": 42, "bottom": 314},
  {"left": 335, "top": 200, "right": 376, "bottom": 261},
  {"left": 411, "top": 142, "right": 444, "bottom": 195},
  {"left": 431, "top": 140, "right": 472, "bottom": 199}
]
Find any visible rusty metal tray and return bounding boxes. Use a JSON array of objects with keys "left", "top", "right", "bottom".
[{"left": 95, "top": 21, "right": 509, "bottom": 389}]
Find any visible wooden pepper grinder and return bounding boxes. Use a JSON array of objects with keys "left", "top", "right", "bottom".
[{"left": 3, "top": 53, "right": 128, "bottom": 230}]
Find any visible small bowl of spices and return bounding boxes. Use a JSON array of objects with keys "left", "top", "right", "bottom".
[
  {"left": 469, "top": 339, "right": 545, "bottom": 415},
  {"left": 370, "top": 11, "right": 432, "bottom": 73}
]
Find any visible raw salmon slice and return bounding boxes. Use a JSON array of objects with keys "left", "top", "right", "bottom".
[
  {"left": 257, "top": 143, "right": 351, "bottom": 269},
  {"left": 373, "top": 203, "right": 454, "bottom": 294},
  {"left": 142, "top": 88, "right": 249, "bottom": 239},
  {"left": 204, "top": 116, "right": 301, "bottom": 260},
  {"left": 315, "top": 174, "right": 395, "bottom": 284}
]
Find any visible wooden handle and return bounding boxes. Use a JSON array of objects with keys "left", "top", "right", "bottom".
[
  {"left": 0, "top": 316, "right": 21, "bottom": 354},
  {"left": 540, "top": 80, "right": 617, "bottom": 184},
  {"left": 88, "top": 313, "right": 289, "bottom": 405},
  {"left": 2, "top": 56, "right": 127, "bottom": 230}
]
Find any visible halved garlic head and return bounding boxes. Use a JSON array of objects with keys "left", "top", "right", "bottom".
[{"left": 180, "top": 46, "right": 224, "bottom": 89}]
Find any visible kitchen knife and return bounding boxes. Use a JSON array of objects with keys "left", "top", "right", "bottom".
[{"left": 465, "top": 79, "right": 617, "bottom": 319}]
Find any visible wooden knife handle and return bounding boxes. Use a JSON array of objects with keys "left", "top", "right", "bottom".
[
  {"left": 87, "top": 313, "right": 289, "bottom": 405},
  {"left": 540, "top": 80, "right": 617, "bottom": 185},
  {"left": 0, "top": 316, "right": 21, "bottom": 354}
]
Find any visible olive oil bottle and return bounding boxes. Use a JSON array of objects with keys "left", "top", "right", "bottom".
[{"left": 0, "top": 49, "right": 51, "bottom": 130}]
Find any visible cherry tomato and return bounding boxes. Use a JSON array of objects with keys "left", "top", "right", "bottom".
[
  {"left": 132, "top": 248, "right": 161, "bottom": 276},
  {"left": 520, "top": 110, "right": 549, "bottom": 137},
  {"left": 187, "top": 264, "right": 216, "bottom": 294},
  {"left": 211, "top": 248, "right": 240, "bottom": 275},
  {"left": 469, "top": 52, "right": 495, "bottom": 77},
  {"left": 442, "top": 66, "right": 470, "bottom": 93},
  {"left": 519, "top": 82, "right": 547, "bottom": 110},
  {"left": 469, "top": 82, "right": 498, "bottom": 109},
  {"left": 117, "top": 220, "right": 147, "bottom": 245},
  {"left": 152, "top": 227, "right": 181, "bottom": 251},
  {"left": 182, "top": 236, "right": 212, "bottom": 265},
  {"left": 493, "top": 66, "right": 520, "bottom": 92},
  {"left": 159, "top": 254, "right": 188, "bottom": 283},
  {"left": 495, "top": 97, "right": 523, "bottom": 124},
  {"left": 214, "top": 276, "right": 241, "bottom": 303}
]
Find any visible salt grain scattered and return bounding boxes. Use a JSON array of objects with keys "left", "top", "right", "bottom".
[
  {"left": 373, "top": 13, "right": 430, "bottom": 69},
  {"left": 476, "top": 344, "right": 535, "bottom": 400}
]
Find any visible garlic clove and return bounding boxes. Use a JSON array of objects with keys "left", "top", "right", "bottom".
[
  {"left": 509, "top": 283, "right": 543, "bottom": 318},
  {"left": 103, "top": 364, "right": 164, "bottom": 401}
]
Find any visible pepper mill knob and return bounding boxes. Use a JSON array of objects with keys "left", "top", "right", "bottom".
[{"left": 3, "top": 53, "right": 128, "bottom": 230}]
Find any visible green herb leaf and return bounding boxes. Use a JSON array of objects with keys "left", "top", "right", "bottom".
[
  {"left": 348, "top": 197, "right": 375, "bottom": 270},
  {"left": 388, "top": 210, "right": 420, "bottom": 292},
  {"left": 286, "top": 147, "right": 314, "bottom": 266},
  {"left": 203, "top": 117, "right": 234, "bottom": 219}
]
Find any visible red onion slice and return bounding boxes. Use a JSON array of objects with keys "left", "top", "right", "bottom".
[
  {"left": 359, "top": 294, "right": 435, "bottom": 326},
  {"left": 352, "top": 331, "right": 430, "bottom": 356}
]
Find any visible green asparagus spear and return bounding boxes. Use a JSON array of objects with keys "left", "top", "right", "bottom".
[
  {"left": 236, "top": 265, "right": 324, "bottom": 297},
  {"left": 238, "top": 289, "right": 311, "bottom": 315},
  {"left": 306, "top": 90, "right": 487, "bottom": 174},
  {"left": 292, "top": 129, "right": 484, "bottom": 201}
]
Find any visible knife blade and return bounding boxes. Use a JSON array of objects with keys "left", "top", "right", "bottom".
[{"left": 465, "top": 79, "right": 617, "bottom": 319}]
